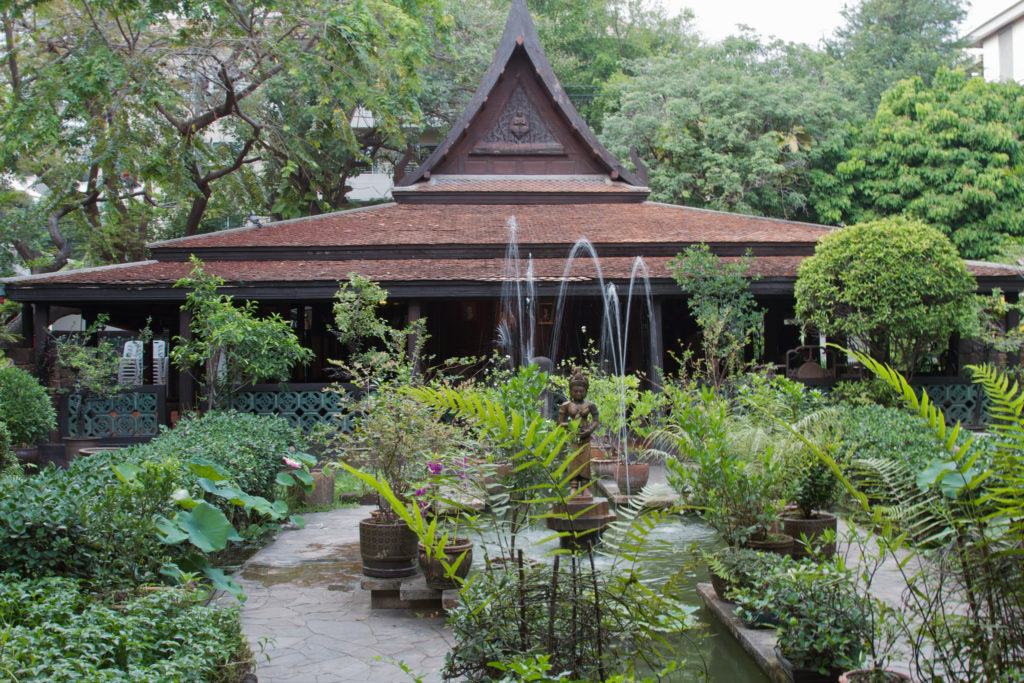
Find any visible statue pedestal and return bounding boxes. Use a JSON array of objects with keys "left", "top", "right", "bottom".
[{"left": 544, "top": 487, "right": 616, "bottom": 550}]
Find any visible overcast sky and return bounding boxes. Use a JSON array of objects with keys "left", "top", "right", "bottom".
[{"left": 657, "top": 0, "right": 1012, "bottom": 46}]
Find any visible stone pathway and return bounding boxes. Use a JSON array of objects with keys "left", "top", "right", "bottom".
[{"left": 236, "top": 507, "right": 451, "bottom": 683}]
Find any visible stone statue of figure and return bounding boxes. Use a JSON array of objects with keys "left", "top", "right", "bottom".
[{"left": 558, "top": 367, "right": 599, "bottom": 488}]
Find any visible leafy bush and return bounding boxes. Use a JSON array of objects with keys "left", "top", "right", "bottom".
[
  {"left": 833, "top": 404, "right": 938, "bottom": 470},
  {"left": 0, "top": 364, "right": 56, "bottom": 445},
  {"left": 0, "top": 448, "right": 182, "bottom": 588},
  {"left": 729, "top": 373, "right": 827, "bottom": 423},
  {"left": 0, "top": 412, "right": 303, "bottom": 590},
  {"left": 142, "top": 410, "right": 305, "bottom": 503},
  {"left": 0, "top": 576, "right": 250, "bottom": 681}
]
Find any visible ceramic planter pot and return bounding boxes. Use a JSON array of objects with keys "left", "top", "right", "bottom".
[
  {"left": 781, "top": 511, "right": 838, "bottom": 560},
  {"left": 744, "top": 532, "right": 795, "bottom": 557},
  {"left": 358, "top": 518, "right": 419, "bottom": 578},
  {"left": 418, "top": 538, "right": 473, "bottom": 590},
  {"left": 613, "top": 462, "right": 649, "bottom": 494},
  {"left": 708, "top": 567, "right": 734, "bottom": 602},
  {"left": 11, "top": 445, "right": 38, "bottom": 466},
  {"left": 63, "top": 436, "right": 100, "bottom": 461},
  {"left": 838, "top": 670, "right": 911, "bottom": 683}
]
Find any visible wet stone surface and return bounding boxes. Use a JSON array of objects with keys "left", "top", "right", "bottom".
[{"left": 235, "top": 507, "right": 451, "bottom": 682}]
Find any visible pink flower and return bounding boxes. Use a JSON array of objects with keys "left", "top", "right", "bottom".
[
  {"left": 283, "top": 457, "right": 301, "bottom": 469},
  {"left": 428, "top": 461, "right": 443, "bottom": 475},
  {"left": 414, "top": 489, "right": 426, "bottom": 497}
]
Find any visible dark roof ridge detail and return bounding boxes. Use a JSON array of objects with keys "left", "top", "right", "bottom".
[
  {"left": 1, "top": 259, "right": 159, "bottom": 285},
  {"left": 398, "top": 0, "right": 641, "bottom": 187},
  {"left": 146, "top": 202, "right": 397, "bottom": 249}
]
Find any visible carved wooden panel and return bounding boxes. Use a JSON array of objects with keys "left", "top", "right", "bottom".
[{"left": 473, "top": 86, "right": 564, "bottom": 155}]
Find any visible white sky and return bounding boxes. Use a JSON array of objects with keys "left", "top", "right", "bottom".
[{"left": 657, "top": 0, "right": 1013, "bottom": 46}]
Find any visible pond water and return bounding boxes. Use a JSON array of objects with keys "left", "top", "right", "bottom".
[{"left": 467, "top": 513, "right": 771, "bottom": 682}]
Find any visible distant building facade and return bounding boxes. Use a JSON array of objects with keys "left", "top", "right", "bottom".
[{"left": 967, "top": 1, "right": 1024, "bottom": 83}]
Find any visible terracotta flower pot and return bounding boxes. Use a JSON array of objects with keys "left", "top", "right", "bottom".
[
  {"left": 418, "top": 538, "right": 473, "bottom": 590},
  {"left": 781, "top": 511, "right": 838, "bottom": 560},
  {"left": 359, "top": 518, "right": 418, "bottom": 578},
  {"left": 590, "top": 458, "right": 619, "bottom": 479},
  {"left": 744, "top": 532, "right": 795, "bottom": 557},
  {"left": 613, "top": 462, "right": 649, "bottom": 494},
  {"left": 838, "top": 670, "right": 912, "bottom": 683}
]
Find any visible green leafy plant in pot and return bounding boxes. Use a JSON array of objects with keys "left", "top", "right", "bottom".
[
  {"left": 343, "top": 388, "right": 457, "bottom": 578},
  {"left": 781, "top": 456, "right": 839, "bottom": 559},
  {"left": 0, "top": 363, "right": 57, "bottom": 462}
]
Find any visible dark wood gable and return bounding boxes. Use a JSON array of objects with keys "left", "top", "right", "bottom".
[{"left": 396, "top": 0, "right": 645, "bottom": 191}]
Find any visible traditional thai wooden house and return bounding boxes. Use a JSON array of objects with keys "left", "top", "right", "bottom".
[{"left": 3, "top": 0, "right": 1022, "bottom": 438}]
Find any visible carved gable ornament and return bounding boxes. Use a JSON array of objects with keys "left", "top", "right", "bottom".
[{"left": 472, "top": 86, "right": 565, "bottom": 155}]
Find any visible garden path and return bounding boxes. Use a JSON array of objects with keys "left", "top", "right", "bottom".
[{"left": 236, "top": 507, "right": 451, "bottom": 683}]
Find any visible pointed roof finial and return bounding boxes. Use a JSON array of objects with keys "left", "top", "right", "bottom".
[{"left": 398, "top": 0, "right": 643, "bottom": 188}]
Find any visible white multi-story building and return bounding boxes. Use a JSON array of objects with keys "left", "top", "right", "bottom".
[{"left": 967, "top": 1, "right": 1024, "bottom": 82}]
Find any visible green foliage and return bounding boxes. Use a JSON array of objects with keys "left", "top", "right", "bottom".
[
  {"left": 657, "top": 387, "right": 785, "bottom": 546},
  {"left": 827, "top": 378, "right": 904, "bottom": 408},
  {"left": 0, "top": 364, "right": 56, "bottom": 445},
  {"left": 813, "top": 70, "right": 1024, "bottom": 260},
  {"left": 171, "top": 257, "right": 313, "bottom": 409},
  {"left": 0, "top": 0, "right": 447, "bottom": 269},
  {"left": 53, "top": 314, "right": 128, "bottom": 401},
  {"left": 776, "top": 348, "right": 1024, "bottom": 680},
  {"left": 330, "top": 275, "right": 427, "bottom": 386},
  {"left": 729, "top": 373, "right": 828, "bottom": 424},
  {"left": 142, "top": 411, "right": 306, "bottom": 505},
  {"left": 0, "top": 577, "right": 250, "bottom": 681},
  {"left": 602, "top": 33, "right": 854, "bottom": 220},
  {"left": 669, "top": 244, "right": 763, "bottom": 387},
  {"left": 825, "top": 0, "right": 967, "bottom": 113},
  {"left": 794, "top": 217, "right": 977, "bottom": 375},
  {"left": 791, "top": 461, "right": 838, "bottom": 519},
  {"left": 0, "top": 449, "right": 181, "bottom": 589},
  {"left": 733, "top": 560, "right": 870, "bottom": 672}
]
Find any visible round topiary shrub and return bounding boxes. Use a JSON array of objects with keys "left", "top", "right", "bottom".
[{"left": 0, "top": 364, "right": 57, "bottom": 445}]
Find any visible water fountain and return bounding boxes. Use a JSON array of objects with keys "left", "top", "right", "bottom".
[{"left": 496, "top": 218, "right": 660, "bottom": 495}]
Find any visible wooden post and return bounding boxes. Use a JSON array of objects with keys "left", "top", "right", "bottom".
[{"left": 32, "top": 303, "right": 48, "bottom": 373}]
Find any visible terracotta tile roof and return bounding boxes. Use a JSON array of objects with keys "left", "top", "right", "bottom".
[
  {"left": 0, "top": 255, "right": 851, "bottom": 287},
  {"left": 149, "top": 202, "right": 833, "bottom": 251},
  {"left": 394, "top": 175, "right": 648, "bottom": 194}
]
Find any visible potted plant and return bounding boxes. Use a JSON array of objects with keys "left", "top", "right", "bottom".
[
  {"left": 344, "top": 388, "right": 457, "bottom": 578},
  {"left": 733, "top": 561, "right": 871, "bottom": 683},
  {"left": 53, "top": 315, "right": 134, "bottom": 459},
  {"left": 781, "top": 457, "right": 840, "bottom": 559},
  {"left": 702, "top": 545, "right": 790, "bottom": 604},
  {"left": 0, "top": 363, "right": 58, "bottom": 463},
  {"left": 414, "top": 454, "right": 480, "bottom": 590},
  {"left": 662, "top": 388, "right": 792, "bottom": 552}
]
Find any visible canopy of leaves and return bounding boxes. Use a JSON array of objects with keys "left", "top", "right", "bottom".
[
  {"left": 601, "top": 33, "right": 854, "bottom": 220},
  {"left": 825, "top": 0, "right": 967, "bottom": 113},
  {"left": 0, "top": 0, "right": 447, "bottom": 271},
  {"left": 171, "top": 257, "right": 312, "bottom": 409},
  {"left": 794, "top": 217, "right": 977, "bottom": 375},
  {"left": 812, "top": 69, "right": 1024, "bottom": 260}
]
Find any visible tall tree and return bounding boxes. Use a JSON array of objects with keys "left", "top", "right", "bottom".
[
  {"left": 812, "top": 69, "right": 1024, "bottom": 260},
  {"left": 0, "top": 0, "right": 445, "bottom": 271},
  {"left": 826, "top": 0, "right": 967, "bottom": 113},
  {"left": 601, "top": 33, "right": 855, "bottom": 220}
]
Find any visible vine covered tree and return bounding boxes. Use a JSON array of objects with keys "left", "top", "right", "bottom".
[
  {"left": 794, "top": 217, "right": 977, "bottom": 376},
  {"left": 812, "top": 69, "right": 1024, "bottom": 260}
]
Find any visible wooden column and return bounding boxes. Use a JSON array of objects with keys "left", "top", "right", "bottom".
[
  {"left": 294, "top": 304, "right": 308, "bottom": 381},
  {"left": 178, "top": 309, "right": 195, "bottom": 411},
  {"left": 32, "top": 303, "right": 49, "bottom": 371}
]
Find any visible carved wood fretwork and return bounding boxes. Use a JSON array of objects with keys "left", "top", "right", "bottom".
[{"left": 473, "top": 86, "right": 564, "bottom": 155}]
